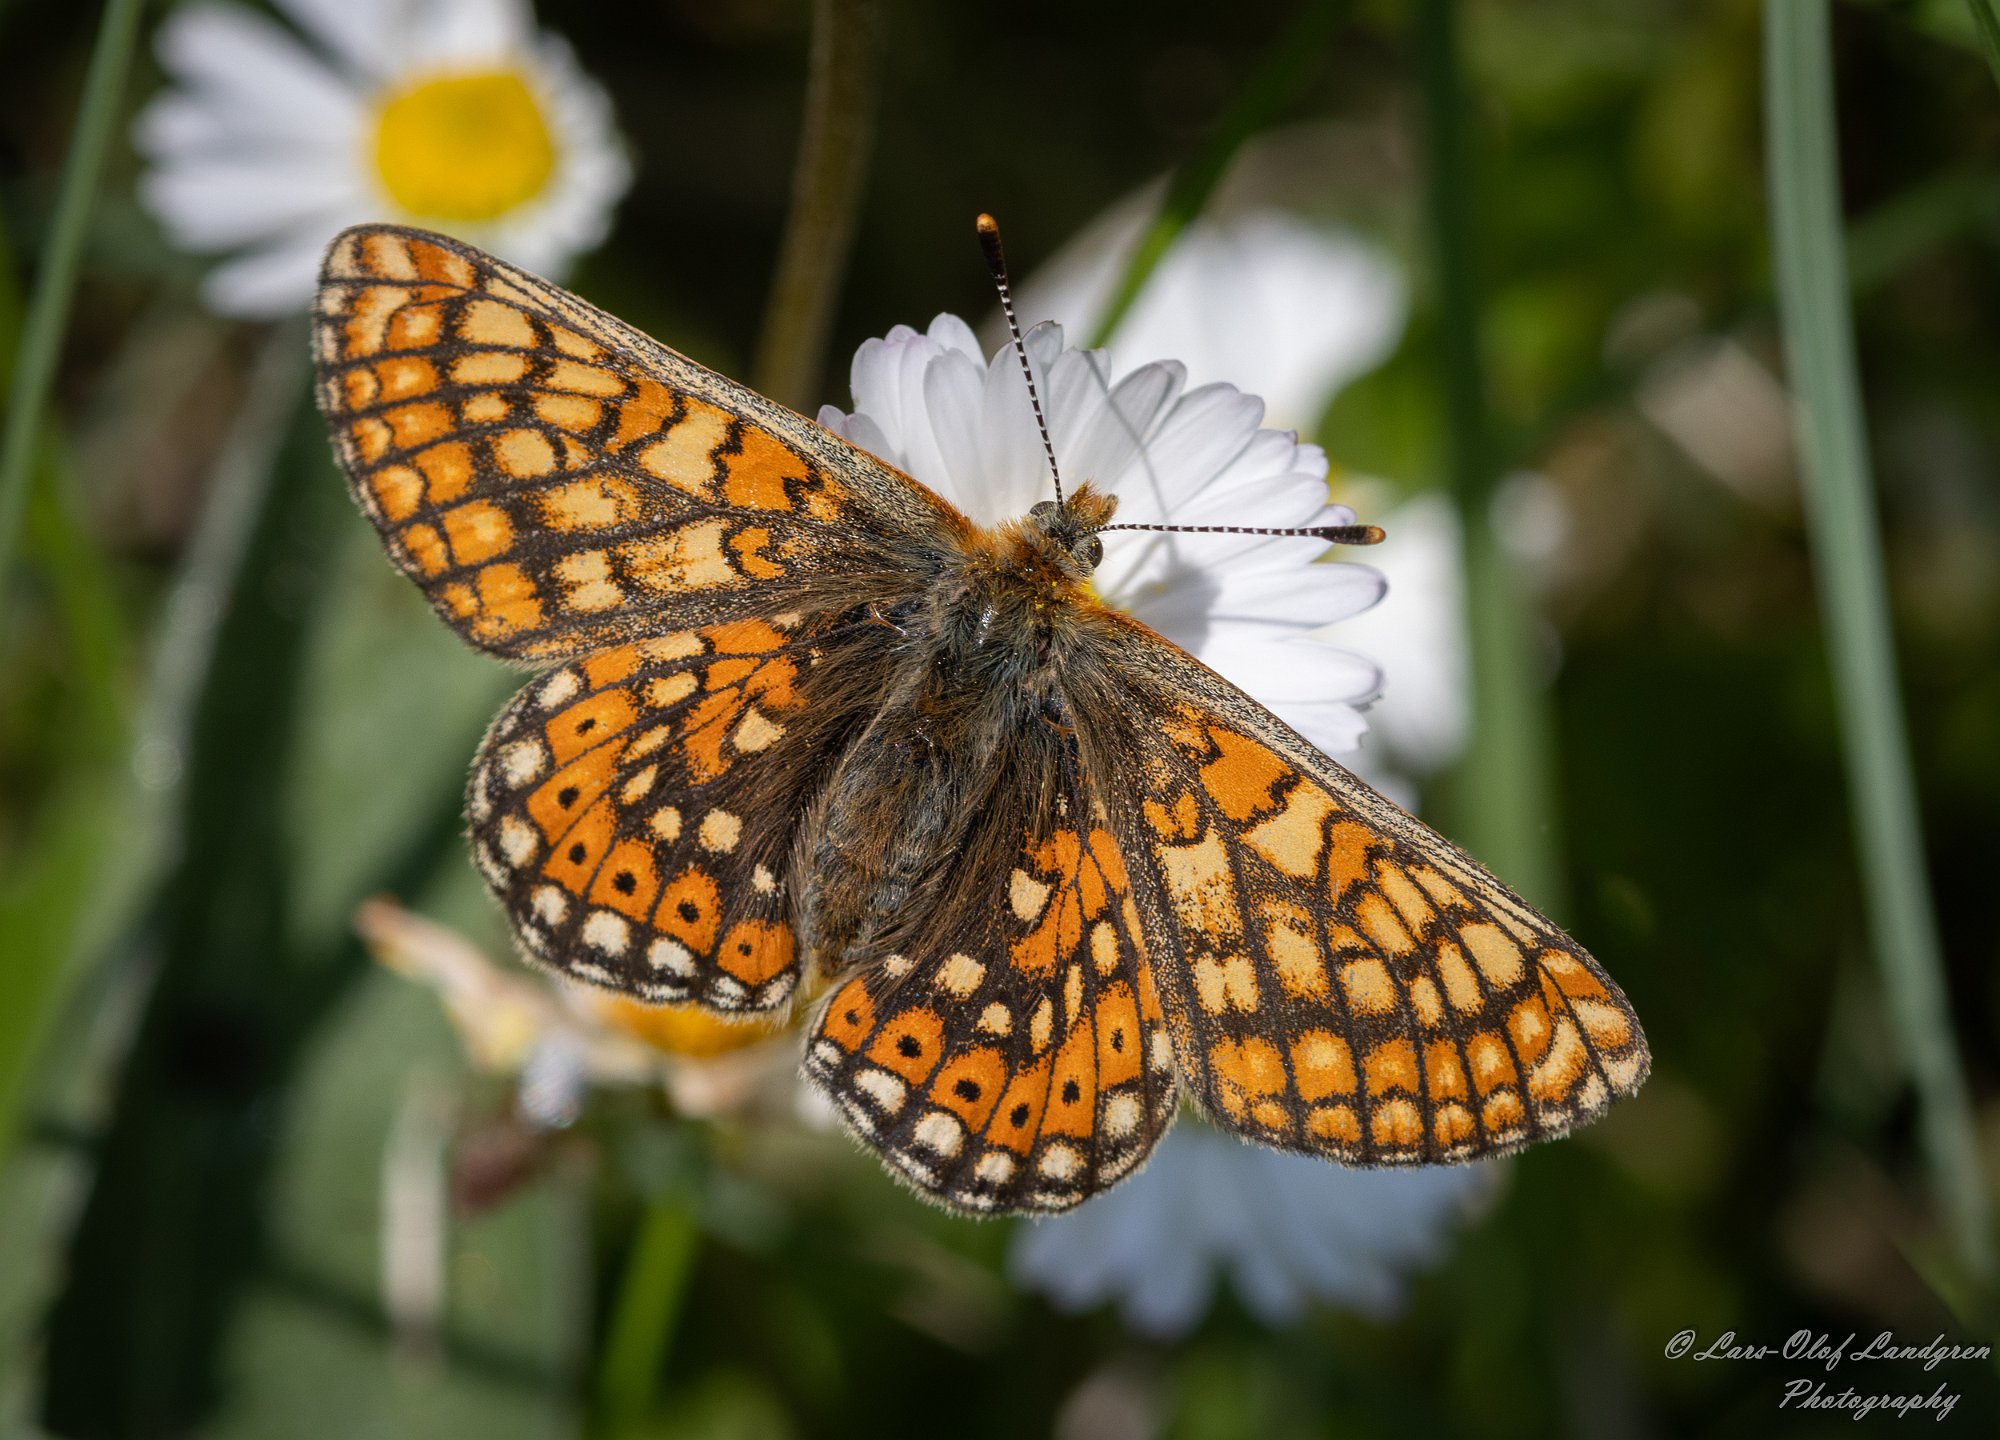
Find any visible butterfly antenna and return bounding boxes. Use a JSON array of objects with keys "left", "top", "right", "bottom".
[
  {"left": 977, "top": 213, "right": 1065, "bottom": 506},
  {"left": 1097, "top": 520, "right": 1387, "bottom": 546}
]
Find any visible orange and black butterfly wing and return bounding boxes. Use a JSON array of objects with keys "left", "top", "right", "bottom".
[
  {"left": 467, "top": 607, "right": 906, "bottom": 1010},
  {"left": 312, "top": 224, "right": 967, "bottom": 662},
  {"left": 1076, "top": 621, "right": 1649, "bottom": 1165},
  {"left": 311, "top": 225, "right": 970, "bottom": 1005},
  {"left": 802, "top": 734, "right": 1180, "bottom": 1213}
]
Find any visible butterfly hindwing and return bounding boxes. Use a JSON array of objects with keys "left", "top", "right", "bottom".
[
  {"left": 1076, "top": 623, "right": 1649, "bottom": 1165},
  {"left": 313, "top": 224, "right": 965, "bottom": 661},
  {"left": 802, "top": 741, "right": 1180, "bottom": 1213},
  {"left": 468, "top": 609, "right": 891, "bottom": 1010}
]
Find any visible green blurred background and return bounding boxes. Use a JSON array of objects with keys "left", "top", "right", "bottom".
[{"left": 4, "top": 0, "right": 2000, "bottom": 1435}]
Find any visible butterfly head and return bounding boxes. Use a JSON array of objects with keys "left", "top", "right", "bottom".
[{"left": 1026, "top": 484, "right": 1118, "bottom": 578}]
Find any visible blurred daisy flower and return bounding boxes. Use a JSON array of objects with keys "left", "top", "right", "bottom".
[
  {"left": 1330, "top": 490, "right": 1469, "bottom": 797},
  {"left": 1014, "top": 205, "right": 1405, "bottom": 436},
  {"left": 817, "top": 316, "right": 1386, "bottom": 757},
  {"left": 135, "top": 0, "right": 631, "bottom": 317},
  {"left": 358, "top": 898, "right": 787, "bottom": 1130},
  {"left": 1010, "top": 1125, "right": 1497, "bottom": 1336}
]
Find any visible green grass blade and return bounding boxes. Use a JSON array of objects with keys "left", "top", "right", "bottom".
[
  {"left": 1764, "top": 0, "right": 1993, "bottom": 1281},
  {"left": 0, "top": 0, "right": 148, "bottom": 614},
  {"left": 0, "top": 327, "right": 306, "bottom": 1168},
  {"left": 752, "top": 0, "right": 884, "bottom": 410},
  {"left": 1967, "top": 0, "right": 2000, "bottom": 88},
  {"left": 1087, "top": 0, "right": 1346, "bottom": 350},
  {"left": 1414, "top": 0, "right": 1562, "bottom": 909},
  {"left": 592, "top": 1198, "right": 699, "bottom": 1439}
]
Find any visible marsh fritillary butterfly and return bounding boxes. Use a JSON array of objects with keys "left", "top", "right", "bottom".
[{"left": 313, "top": 222, "right": 1648, "bottom": 1213}]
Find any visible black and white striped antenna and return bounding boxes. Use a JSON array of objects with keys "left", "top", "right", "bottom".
[{"left": 975, "top": 212, "right": 1383, "bottom": 548}]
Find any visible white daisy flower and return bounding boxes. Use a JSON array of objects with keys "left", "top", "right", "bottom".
[
  {"left": 134, "top": 0, "right": 631, "bottom": 318},
  {"left": 817, "top": 315, "right": 1388, "bottom": 756},
  {"left": 1010, "top": 1122, "right": 1498, "bottom": 1338}
]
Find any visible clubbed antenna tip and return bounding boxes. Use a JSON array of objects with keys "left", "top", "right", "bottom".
[
  {"left": 976, "top": 211, "right": 1004, "bottom": 267},
  {"left": 976, "top": 211, "right": 1064, "bottom": 505}
]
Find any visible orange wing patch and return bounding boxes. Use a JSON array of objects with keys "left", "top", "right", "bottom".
[
  {"left": 803, "top": 795, "right": 1178, "bottom": 1214},
  {"left": 314, "top": 225, "right": 961, "bottom": 661},
  {"left": 1118, "top": 695, "right": 1647, "bottom": 1166}
]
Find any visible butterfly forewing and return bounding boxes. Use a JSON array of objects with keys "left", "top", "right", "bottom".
[
  {"left": 312, "top": 225, "right": 962, "bottom": 660},
  {"left": 1077, "top": 626, "right": 1649, "bottom": 1166},
  {"left": 315, "top": 223, "right": 954, "bottom": 1007}
]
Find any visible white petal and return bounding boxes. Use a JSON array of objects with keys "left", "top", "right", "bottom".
[
  {"left": 1206, "top": 431, "right": 1318, "bottom": 502},
  {"left": 920, "top": 347, "right": 993, "bottom": 513},
  {"left": 140, "top": 153, "right": 366, "bottom": 252},
  {"left": 974, "top": 335, "right": 1054, "bottom": 521},
  {"left": 1008, "top": 1123, "right": 1490, "bottom": 1337},
  {"left": 1040, "top": 345, "right": 1115, "bottom": 482},
  {"left": 1215, "top": 636, "right": 1382, "bottom": 704},
  {"left": 829, "top": 410, "right": 898, "bottom": 471},
  {"left": 1278, "top": 700, "right": 1372, "bottom": 758},
  {"left": 847, "top": 326, "right": 925, "bottom": 456},
  {"left": 926, "top": 311, "right": 982, "bottom": 362},
  {"left": 199, "top": 227, "right": 339, "bottom": 317},
  {"left": 134, "top": 88, "right": 361, "bottom": 162},
  {"left": 1064, "top": 360, "right": 1184, "bottom": 494},
  {"left": 143, "top": 3, "right": 361, "bottom": 150},
  {"left": 1331, "top": 493, "right": 1471, "bottom": 775},
  {"left": 402, "top": 0, "right": 535, "bottom": 70},
  {"left": 1117, "top": 382, "right": 1263, "bottom": 521},
  {"left": 275, "top": 0, "right": 407, "bottom": 79},
  {"left": 886, "top": 354, "right": 955, "bottom": 493},
  {"left": 1134, "top": 560, "right": 1383, "bottom": 647}
]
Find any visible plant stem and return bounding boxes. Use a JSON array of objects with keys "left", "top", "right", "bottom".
[
  {"left": 1414, "top": 0, "right": 1562, "bottom": 909},
  {"left": 591, "top": 1198, "right": 699, "bottom": 1438},
  {"left": 751, "top": 0, "right": 884, "bottom": 411},
  {"left": 0, "top": 0, "right": 147, "bottom": 615},
  {"left": 1088, "top": 0, "right": 1346, "bottom": 350},
  {"left": 1764, "top": 0, "right": 1992, "bottom": 1281}
]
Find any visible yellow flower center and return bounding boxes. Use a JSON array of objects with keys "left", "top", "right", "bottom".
[
  {"left": 589, "top": 994, "right": 783, "bottom": 1059},
  {"left": 371, "top": 70, "right": 555, "bottom": 222}
]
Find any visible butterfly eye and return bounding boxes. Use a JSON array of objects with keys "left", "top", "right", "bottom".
[
  {"left": 1029, "top": 500, "right": 1056, "bottom": 518},
  {"left": 1082, "top": 536, "right": 1103, "bottom": 569}
]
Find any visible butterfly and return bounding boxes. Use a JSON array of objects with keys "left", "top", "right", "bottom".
[{"left": 313, "top": 221, "right": 1648, "bottom": 1215}]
